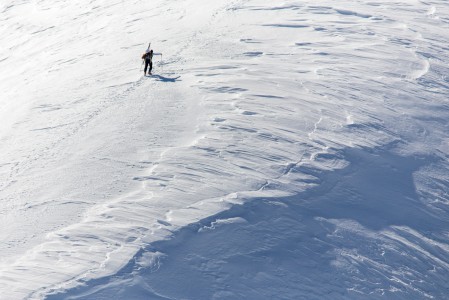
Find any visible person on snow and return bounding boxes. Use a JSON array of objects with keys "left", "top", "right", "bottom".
[{"left": 142, "top": 49, "right": 154, "bottom": 75}]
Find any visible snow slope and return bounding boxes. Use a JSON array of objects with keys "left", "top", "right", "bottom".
[{"left": 1, "top": 0, "right": 449, "bottom": 299}]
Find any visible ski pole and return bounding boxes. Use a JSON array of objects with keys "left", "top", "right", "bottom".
[{"left": 161, "top": 54, "right": 163, "bottom": 73}]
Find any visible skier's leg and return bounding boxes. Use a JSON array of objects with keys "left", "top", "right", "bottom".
[
  {"left": 149, "top": 61, "right": 153, "bottom": 74},
  {"left": 144, "top": 60, "right": 148, "bottom": 74}
]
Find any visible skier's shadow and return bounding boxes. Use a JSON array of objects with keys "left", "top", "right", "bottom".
[{"left": 150, "top": 74, "right": 181, "bottom": 82}]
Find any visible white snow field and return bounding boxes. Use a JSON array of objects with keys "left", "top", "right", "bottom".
[{"left": 1, "top": 0, "right": 449, "bottom": 298}]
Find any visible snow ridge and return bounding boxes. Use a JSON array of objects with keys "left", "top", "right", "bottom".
[{"left": 0, "top": 0, "right": 449, "bottom": 299}]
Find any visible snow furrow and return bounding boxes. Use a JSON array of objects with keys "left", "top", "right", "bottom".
[{"left": 0, "top": 0, "right": 449, "bottom": 299}]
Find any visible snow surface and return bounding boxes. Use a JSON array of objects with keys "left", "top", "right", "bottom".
[{"left": 1, "top": 0, "right": 449, "bottom": 299}]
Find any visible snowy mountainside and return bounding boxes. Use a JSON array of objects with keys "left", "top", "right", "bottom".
[{"left": 1, "top": 0, "right": 449, "bottom": 299}]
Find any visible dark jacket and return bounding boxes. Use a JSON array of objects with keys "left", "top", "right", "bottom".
[{"left": 142, "top": 51, "right": 153, "bottom": 61}]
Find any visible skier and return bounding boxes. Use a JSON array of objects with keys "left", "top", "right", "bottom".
[{"left": 141, "top": 49, "right": 154, "bottom": 75}]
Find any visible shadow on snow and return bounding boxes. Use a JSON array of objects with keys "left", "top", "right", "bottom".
[
  {"left": 147, "top": 74, "right": 181, "bottom": 82},
  {"left": 46, "top": 145, "right": 449, "bottom": 300}
]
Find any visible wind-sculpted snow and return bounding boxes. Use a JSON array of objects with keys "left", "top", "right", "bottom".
[{"left": 1, "top": 0, "right": 449, "bottom": 299}]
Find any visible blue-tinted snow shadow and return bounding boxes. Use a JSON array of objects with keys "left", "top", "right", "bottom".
[
  {"left": 147, "top": 74, "right": 181, "bottom": 82},
  {"left": 46, "top": 146, "right": 449, "bottom": 300}
]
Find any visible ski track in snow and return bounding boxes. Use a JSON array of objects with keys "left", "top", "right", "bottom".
[{"left": 1, "top": 0, "right": 449, "bottom": 299}]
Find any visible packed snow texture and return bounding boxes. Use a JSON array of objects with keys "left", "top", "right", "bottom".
[{"left": 1, "top": 0, "right": 449, "bottom": 299}]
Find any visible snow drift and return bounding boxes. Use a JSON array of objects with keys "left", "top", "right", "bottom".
[{"left": 0, "top": 0, "right": 449, "bottom": 299}]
